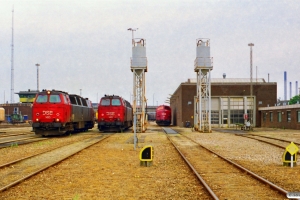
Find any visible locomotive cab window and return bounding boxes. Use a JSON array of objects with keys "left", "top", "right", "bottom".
[
  {"left": 69, "top": 96, "right": 78, "bottom": 105},
  {"left": 112, "top": 99, "right": 121, "bottom": 106},
  {"left": 49, "top": 95, "right": 61, "bottom": 103},
  {"left": 81, "top": 98, "right": 88, "bottom": 106},
  {"left": 78, "top": 98, "right": 83, "bottom": 106},
  {"left": 101, "top": 99, "right": 110, "bottom": 106},
  {"left": 36, "top": 95, "right": 47, "bottom": 103}
]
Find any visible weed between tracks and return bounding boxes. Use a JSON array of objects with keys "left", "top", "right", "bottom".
[
  {"left": 34, "top": 140, "right": 54, "bottom": 147},
  {"left": 10, "top": 143, "right": 18, "bottom": 148}
]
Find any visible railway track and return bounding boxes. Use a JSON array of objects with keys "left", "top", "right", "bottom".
[
  {"left": 0, "top": 124, "right": 31, "bottom": 129},
  {"left": 162, "top": 127, "right": 288, "bottom": 199},
  {"left": 0, "top": 132, "right": 32, "bottom": 137},
  {"left": 0, "top": 133, "right": 48, "bottom": 148},
  {"left": 0, "top": 134, "right": 110, "bottom": 192},
  {"left": 238, "top": 134, "right": 300, "bottom": 155}
]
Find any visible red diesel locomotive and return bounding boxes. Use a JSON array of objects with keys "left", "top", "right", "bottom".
[
  {"left": 97, "top": 95, "right": 133, "bottom": 132},
  {"left": 32, "top": 90, "right": 94, "bottom": 136},
  {"left": 156, "top": 105, "right": 171, "bottom": 126}
]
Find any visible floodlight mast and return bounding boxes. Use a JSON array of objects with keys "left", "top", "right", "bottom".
[
  {"left": 248, "top": 43, "right": 254, "bottom": 125},
  {"left": 10, "top": 7, "right": 14, "bottom": 103}
]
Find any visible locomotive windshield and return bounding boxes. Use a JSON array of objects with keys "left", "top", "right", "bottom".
[
  {"left": 36, "top": 94, "right": 61, "bottom": 103},
  {"left": 36, "top": 95, "right": 47, "bottom": 103},
  {"left": 112, "top": 99, "right": 121, "bottom": 106},
  {"left": 101, "top": 99, "right": 110, "bottom": 106},
  {"left": 100, "top": 98, "right": 121, "bottom": 106},
  {"left": 49, "top": 95, "right": 61, "bottom": 103}
]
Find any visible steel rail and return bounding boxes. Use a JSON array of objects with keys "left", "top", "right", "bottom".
[
  {"left": 0, "top": 138, "right": 79, "bottom": 169},
  {"left": 247, "top": 134, "right": 300, "bottom": 146},
  {"left": 0, "top": 136, "right": 44, "bottom": 145},
  {"left": 0, "top": 135, "right": 111, "bottom": 192},
  {"left": 165, "top": 134, "right": 219, "bottom": 200},
  {"left": 0, "top": 132, "right": 31, "bottom": 138},
  {"left": 237, "top": 135, "right": 300, "bottom": 156},
  {"left": 183, "top": 134, "right": 289, "bottom": 196}
]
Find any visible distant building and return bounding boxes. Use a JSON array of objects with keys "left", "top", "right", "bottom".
[
  {"left": 0, "top": 103, "right": 32, "bottom": 122},
  {"left": 0, "top": 89, "right": 38, "bottom": 122},
  {"left": 259, "top": 104, "right": 300, "bottom": 129},
  {"left": 15, "top": 89, "right": 39, "bottom": 103},
  {"left": 170, "top": 78, "right": 277, "bottom": 128}
]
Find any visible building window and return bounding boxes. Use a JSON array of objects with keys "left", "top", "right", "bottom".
[
  {"left": 263, "top": 112, "right": 266, "bottom": 122},
  {"left": 230, "top": 110, "right": 244, "bottom": 124},
  {"left": 223, "top": 110, "right": 228, "bottom": 124},
  {"left": 221, "top": 98, "right": 228, "bottom": 109},
  {"left": 211, "top": 110, "right": 219, "bottom": 124},
  {"left": 270, "top": 112, "right": 273, "bottom": 122},
  {"left": 287, "top": 111, "right": 291, "bottom": 122},
  {"left": 297, "top": 111, "right": 300, "bottom": 123},
  {"left": 278, "top": 112, "right": 282, "bottom": 122}
]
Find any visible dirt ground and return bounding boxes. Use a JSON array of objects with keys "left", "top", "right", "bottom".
[
  {"left": 0, "top": 126, "right": 208, "bottom": 200},
  {"left": 0, "top": 124, "right": 299, "bottom": 199}
]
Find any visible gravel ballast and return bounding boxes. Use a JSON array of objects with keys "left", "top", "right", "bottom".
[{"left": 0, "top": 125, "right": 300, "bottom": 199}]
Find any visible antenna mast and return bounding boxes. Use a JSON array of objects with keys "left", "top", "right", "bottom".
[{"left": 10, "top": 7, "right": 14, "bottom": 103}]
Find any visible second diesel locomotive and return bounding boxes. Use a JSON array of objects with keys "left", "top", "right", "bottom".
[
  {"left": 32, "top": 90, "right": 94, "bottom": 136},
  {"left": 156, "top": 105, "right": 171, "bottom": 126},
  {"left": 97, "top": 95, "right": 133, "bottom": 132}
]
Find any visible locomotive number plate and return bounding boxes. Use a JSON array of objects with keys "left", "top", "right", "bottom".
[
  {"left": 106, "top": 112, "right": 115, "bottom": 115},
  {"left": 43, "top": 111, "right": 53, "bottom": 115}
]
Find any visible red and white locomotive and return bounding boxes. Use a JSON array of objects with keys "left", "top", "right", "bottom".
[
  {"left": 97, "top": 95, "right": 133, "bottom": 132},
  {"left": 156, "top": 105, "right": 171, "bottom": 126},
  {"left": 32, "top": 89, "right": 94, "bottom": 136}
]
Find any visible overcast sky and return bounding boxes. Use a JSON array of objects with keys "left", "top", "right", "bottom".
[{"left": 1, "top": 0, "right": 299, "bottom": 105}]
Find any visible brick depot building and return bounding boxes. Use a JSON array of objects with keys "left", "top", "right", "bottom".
[
  {"left": 170, "top": 78, "right": 277, "bottom": 128},
  {"left": 259, "top": 104, "right": 300, "bottom": 129}
]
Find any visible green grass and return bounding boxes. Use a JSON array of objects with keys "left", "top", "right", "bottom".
[
  {"left": 34, "top": 140, "right": 54, "bottom": 146},
  {"left": 10, "top": 143, "right": 18, "bottom": 148},
  {"left": 73, "top": 194, "right": 80, "bottom": 200}
]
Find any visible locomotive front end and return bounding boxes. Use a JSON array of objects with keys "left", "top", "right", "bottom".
[{"left": 32, "top": 90, "right": 71, "bottom": 135}]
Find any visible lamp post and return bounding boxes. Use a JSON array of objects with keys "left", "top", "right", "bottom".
[
  {"left": 127, "top": 28, "right": 138, "bottom": 44},
  {"left": 153, "top": 93, "right": 155, "bottom": 106},
  {"left": 248, "top": 43, "right": 254, "bottom": 125},
  {"left": 36, "top": 63, "right": 40, "bottom": 91}
]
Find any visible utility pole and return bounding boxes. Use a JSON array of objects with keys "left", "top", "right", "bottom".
[
  {"left": 248, "top": 43, "right": 254, "bottom": 125},
  {"left": 11, "top": 7, "right": 14, "bottom": 103},
  {"left": 36, "top": 63, "right": 40, "bottom": 91},
  {"left": 153, "top": 93, "right": 155, "bottom": 106}
]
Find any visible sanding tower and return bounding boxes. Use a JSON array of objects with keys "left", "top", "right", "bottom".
[
  {"left": 194, "top": 38, "right": 213, "bottom": 132},
  {"left": 130, "top": 38, "right": 148, "bottom": 133}
]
